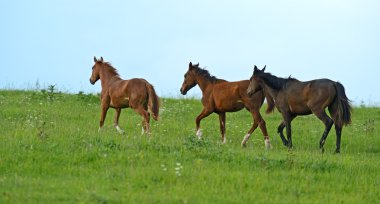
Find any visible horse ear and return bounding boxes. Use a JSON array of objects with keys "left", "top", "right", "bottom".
[
  {"left": 94, "top": 56, "right": 97, "bottom": 62},
  {"left": 100, "top": 57, "right": 104, "bottom": 62},
  {"left": 189, "top": 62, "right": 193, "bottom": 70},
  {"left": 254, "top": 65, "right": 258, "bottom": 71},
  {"left": 262, "top": 65, "right": 266, "bottom": 72},
  {"left": 195, "top": 62, "right": 199, "bottom": 67}
]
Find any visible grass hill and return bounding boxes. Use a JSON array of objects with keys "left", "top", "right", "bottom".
[{"left": 0, "top": 90, "right": 379, "bottom": 203}]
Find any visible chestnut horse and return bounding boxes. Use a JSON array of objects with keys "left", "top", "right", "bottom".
[
  {"left": 247, "top": 66, "right": 352, "bottom": 153},
  {"left": 90, "top": 57, "right": 159, "bottom": 134},
  {"left": 180, "top": 62, "right": 271, "bottom": 148}
]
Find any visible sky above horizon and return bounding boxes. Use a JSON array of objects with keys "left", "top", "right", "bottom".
[{"left": 1, "top": 0, "right": 379, "bottom": 105}]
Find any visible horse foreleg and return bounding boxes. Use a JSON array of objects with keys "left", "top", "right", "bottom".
[
  {"left": 285, "top": 121, "right": 292, "bottom": 149},
  {"left": 195, "top": 109, "right": 213, "bottom": 139},
  {"left": 218, "top": 112, "right": 226, "bottom": 144},
  {"left": 241, "top": 111, "right": 271, "bottom": 149},
  {"left": 241, "top": 122, "right": 258, "bottom": 148},
  {"left": 99, "top": 104, "right": 109, "bottom": 132},
  {"left": 281, "top": 113, "right": 294, "bottom": 149},
  {"left": 114, "top": 108, "right": 124, "bottom": 134},
  {"left": 277, "top": 121, "right": 288, "bottom": 146}
]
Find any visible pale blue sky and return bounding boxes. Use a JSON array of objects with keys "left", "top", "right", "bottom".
[{"left": 1, "top": 0, "right": 379, "bottom": 104}]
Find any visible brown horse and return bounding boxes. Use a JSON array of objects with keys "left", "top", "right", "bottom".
[
  {"left": 89, "top": 57, "right": 159, "bottom": 134},
  {"left": 247, "top": 65, "right": 352, "bottom": 153},
  {"left": 180, "top": 62, "right": 271, "bottom": 148}
]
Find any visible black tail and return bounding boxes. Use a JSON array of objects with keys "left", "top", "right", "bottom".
[{"left": 334, "top": 82, "right": 352, "bottom": 126}]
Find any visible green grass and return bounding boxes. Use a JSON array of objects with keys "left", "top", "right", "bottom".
[{"left": 0, "top": 90, "right": 379, "bottom": 203}]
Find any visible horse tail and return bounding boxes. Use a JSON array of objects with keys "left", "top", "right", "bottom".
[
  {"left": 264, "top": 91, "right": 275, "bottom": 114},
  {"left": 146, "top": 82, "right": 160, "bottom": 121},
  {"left": 334, "top": 82, "right": 352, "bottom": 126}
]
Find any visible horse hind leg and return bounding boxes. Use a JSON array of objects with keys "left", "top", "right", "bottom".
[
  {"left": 277, "top": 121, "right": 288, "bottom": 146},
  {"left": 134, "top": 106, "right": 151, "bottom": 135},
  {"left": 314, "top": 109, "right": 334, "bottom": 152},
  {"left": 328, "top": 104, "right": 343, "bottom": 153}
]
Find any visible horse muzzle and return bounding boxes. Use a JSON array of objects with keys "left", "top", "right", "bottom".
[
  {"left": 180, "top": 88, "right": 187, "bottom": 95},
  {"left": 89, "top": 78, "right": 95, "bottom": 85}
]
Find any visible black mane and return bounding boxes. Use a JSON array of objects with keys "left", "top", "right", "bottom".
[
  {"left": 258, "top": 71, "right": 297, "bottom": 90},
  {"left": 193, "top": 66, "right": 220, "bottom": 83}
]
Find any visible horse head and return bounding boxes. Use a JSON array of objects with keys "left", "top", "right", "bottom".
[
  {"left": 180, "top": 62, "right": 199, "bottom": 95},
  {"left": 90, "top": 56, "right": 104, "bottom": 85},
  {"left": 247, "top": 65, "right": 266, "bottom": 96}
]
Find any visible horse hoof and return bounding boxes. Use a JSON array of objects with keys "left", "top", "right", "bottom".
[
  {"left": 115, "top": 125, "right": 124, "bottom": 134},
  {"left": 265, "top": 139, "right": 272, "bottom": 150},
  {"left": 321, "top": 147, "right": 325, "bottom": 154},
  {"left": 196, "top": 129, "right": 202, "bottom": 139},
  {"left": 335, "top": 149, "right": 340, "bottom": 154}
]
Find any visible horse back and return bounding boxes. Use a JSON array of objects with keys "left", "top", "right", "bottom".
[{"left": 284, "top": 79, "right": 336, "bottom": 113}]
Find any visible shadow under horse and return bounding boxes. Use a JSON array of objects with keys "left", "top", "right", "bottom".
[
  {"left": 180, "top": 62, "right": 272, "bottom": 149},
  {"left": 247, "top": 65, "right": 352, "bottom": 153},
  {"left": 90, "top": 57, "right": 160, "bottom": 134}
]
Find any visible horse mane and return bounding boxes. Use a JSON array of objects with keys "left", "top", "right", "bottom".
[
  {"left": 259, "top": 72, "right": 297, "bottom": 90},
  {"left": 192, "top": 66, "right": 222, "bottom": 83},
  {"left": 100, "top": 62, "right": 121, "bottom": 79}
]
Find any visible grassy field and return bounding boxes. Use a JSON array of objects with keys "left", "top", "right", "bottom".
[{"left": 0, "top": 90, "right": 379, "bottom": 203}]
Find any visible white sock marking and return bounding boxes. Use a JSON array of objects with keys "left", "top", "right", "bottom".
[
  {"left": 241, "top": 134, "right": 250, "bottom": 147},
  {"left": 265, "top": 137, "right": 272, "bottom": 150},
  {"left": 196, "top": 129, "right": 202, "bottom": 139},
  {"left": 115, "top": 125, "right": 124, "bottom": 134}
]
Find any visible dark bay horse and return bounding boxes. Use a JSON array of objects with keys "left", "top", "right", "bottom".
[
  {"left": 90, "top": 57, "right": 160, "bottom": 134},
  {"left": 247, "top": 66, "right": 352, "bottom": 153},
  {"left": 180, "top": 62, "right": 272, "bottom": 148}
]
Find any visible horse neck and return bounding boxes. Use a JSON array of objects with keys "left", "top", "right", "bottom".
[
  {"left": 99, "top": 67, "right": 120, "bottom": 89},
  {"left": 263, "top": 83, "right": 279, "bottom": 100},
  {"left": 193, "top": 74, "right": 214, "bottom": 93}
]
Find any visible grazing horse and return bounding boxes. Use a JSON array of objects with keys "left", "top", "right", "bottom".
[
  {"left": 247, "top": 65, "right": 352, "bottom": 153},
  {"left": 180, "top": 62, "right": 271, "bottom": 148},
  {"left": 89, "top": 56, "right": 160, "bottom": 134}
]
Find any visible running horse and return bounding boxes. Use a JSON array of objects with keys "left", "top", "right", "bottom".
[
  {"left": 89, "top": 57, "right": 160, "bottom": 134},
  {"left": 180, "top": 62, "right": 272, "bottom": 148},
  {"left": 247, "top": 66, "right": 352, "bottom": 153}
]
